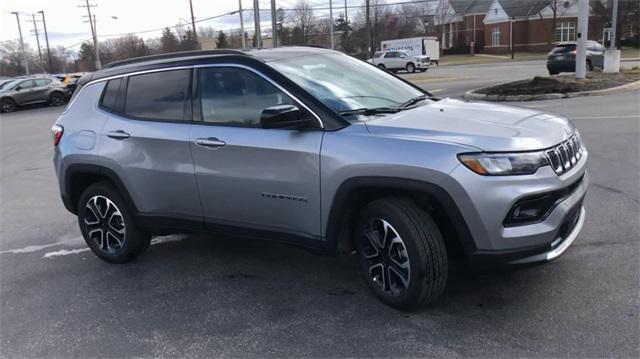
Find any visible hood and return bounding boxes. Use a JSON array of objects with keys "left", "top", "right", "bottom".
[{"left": 364, "top": 98, "right": 575, "bottom": 151}]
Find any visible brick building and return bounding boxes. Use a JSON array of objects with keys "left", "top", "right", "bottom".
[
  {"left": 482, "top": 0, "right": 606, "bottom": 54},
  {"left": 433, "top": 0, "right": 493, "bottom": 53}
]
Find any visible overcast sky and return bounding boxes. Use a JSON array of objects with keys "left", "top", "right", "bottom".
[{"left": 0, "top": 0, "right": 357, "bottom": 52}]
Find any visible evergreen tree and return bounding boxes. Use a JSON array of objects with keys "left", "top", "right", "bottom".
[
  {"left": 216, "top": 31, "right": 229, "bottom": 48},
  {"left": 180, "top": 29, "right": 199, "bottom": 51},
  {"left": 160, "top": 27, "right": 180, "bottom": 53}
]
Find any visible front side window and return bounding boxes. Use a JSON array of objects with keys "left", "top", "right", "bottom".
[
  {"left": 492, "top": 27, "right": 501, "bottom": 46},
  {"left": 373, "top": 52, "right": 384, "bottom": 58},
  {"left": 125, "top": 69, "right": 190, "bottom": 121},
  {"left": 199, "top": 67, "right": 295, "bottom": 127},
  {"left": 17, "top": 80, "right": 35, "bottom": 90},
  {"left": 555, "top": 22, "right": 576, "bottom": 42},
  {"left": 267, "top": 52, "right": 424, "bottom": 113}
]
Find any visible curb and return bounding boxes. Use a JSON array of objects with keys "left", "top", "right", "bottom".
[{"left": 464, "top": 79, "right": 640, "bottom": 102}]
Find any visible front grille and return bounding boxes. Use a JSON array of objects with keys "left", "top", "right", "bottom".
[{"left": 546, "top": 134, "right": 584, "bottom": 175}]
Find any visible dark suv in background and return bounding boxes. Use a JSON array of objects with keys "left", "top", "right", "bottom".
[
  {"left": 547, "top": 41, "right": 606, "bottom": 75},
  {"left": 0, "top": 76, "right": 68, "bottom": 113}
]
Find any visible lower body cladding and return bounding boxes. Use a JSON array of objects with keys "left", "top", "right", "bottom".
[{"left": 441, "top": 156, "right": 589, "bottom": 269}]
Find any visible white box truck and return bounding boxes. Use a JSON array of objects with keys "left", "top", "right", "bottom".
[{"left": 381, "top": 37, "right": 440, "bottom": 65}]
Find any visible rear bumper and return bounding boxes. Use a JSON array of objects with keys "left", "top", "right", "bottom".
[{"left": 547, "top": 60, "right": 576, "bottom": 72}]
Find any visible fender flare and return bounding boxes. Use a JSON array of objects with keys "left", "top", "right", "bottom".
[
  {"left": 324, "top": 176, "right": 477, "bottom": 255},
  {"left": 64, "top": 163, "right": 138, "bottom": 215}
]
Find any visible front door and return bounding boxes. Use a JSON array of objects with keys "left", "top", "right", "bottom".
[{"left": 189, "top": 65, "right": 324, "bottom": 240}]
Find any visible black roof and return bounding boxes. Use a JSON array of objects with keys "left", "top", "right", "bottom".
[{"left": 78, "top": 46, "right": 333, "bottom": 87}]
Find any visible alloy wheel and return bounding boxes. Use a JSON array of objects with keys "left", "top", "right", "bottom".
[
  {"left": 361, "top": 218, "right": 411, "bottom": 296},
  {"left": 407, "top": 63, "right": 415, "bottom": 73},
  {"left": 83, "top": 195, "right": 126, "bottom": 253}
]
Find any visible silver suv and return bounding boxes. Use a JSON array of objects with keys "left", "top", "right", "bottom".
[
  {"left": 1, "top": 76, "right": 68, "bottom": 112},
  {"left": 53, "top": 47, "right": 588, "bottom": 309}
]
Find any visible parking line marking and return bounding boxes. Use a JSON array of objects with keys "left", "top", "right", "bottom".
[
  {"left": 570, "top": 115, "right": 640, "bottom": 120},
  {"left": 429, "top": 89, "right": 445, "bottom": 93}
]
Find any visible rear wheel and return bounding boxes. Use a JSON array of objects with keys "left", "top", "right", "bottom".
[
  {"left": 549, "top": 70, "right": 559, "bottom": 75},
  {"left": 77, "top": 182, "right": 150, "bottom": 263},
  {"left": 49, "top": 92, "right": 65, "bottom": 106},
  {"left": 1, "top": 98, "right": 16, "bottom": 113},
  {"left": 355, "top": 197, "right": 448, "bottom": 309},
  {"left": 406, "top": 62, "right": 416, "bottom": 73},
  {"left": 587, "top": 60, "right": 593, "bottom": 71}
]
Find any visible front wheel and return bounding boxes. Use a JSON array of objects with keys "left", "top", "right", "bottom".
[
  {"left": 78, "top": 182, "right": 150, "bottom": 263},
  {"left": 355, "top": 197, "right": 448, "bottom": 309},
  {"left": 406, "top": 63, "right": 416, "bottom": 73},
  {"left": 1, "top": 98, "right": 16, "bottom": 113}
]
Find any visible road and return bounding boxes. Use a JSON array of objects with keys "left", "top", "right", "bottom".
[
  {"left": 1, "top": 61, "right": 639, "bottom": 358},
  {"left": 402, "top": 58, "right": 640, "bottom": 98}
]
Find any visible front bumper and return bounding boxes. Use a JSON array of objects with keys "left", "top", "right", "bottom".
[{"left": 440, "top": 150, "right": 589, "bottom": 269}]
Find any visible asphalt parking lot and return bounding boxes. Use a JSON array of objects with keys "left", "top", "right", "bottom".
[{"left": 1, "top": 61, "right": 639, "bottom": 357}]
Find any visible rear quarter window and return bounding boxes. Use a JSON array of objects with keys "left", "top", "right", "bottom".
[{"left": 99, "top": 78, "right": 122, "bottom": 112}]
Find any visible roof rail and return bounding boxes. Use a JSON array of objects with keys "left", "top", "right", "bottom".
[{"left": 102, "top": 49, "right": 248, "bottom": 69}]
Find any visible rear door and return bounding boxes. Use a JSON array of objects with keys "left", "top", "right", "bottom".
[
  {"left": 189, "top": 65, "right": 324, "bottom": 239},
  {"left": 32, "top": 78, "right": 53, "bottom": 102},
  {"left": 99, "top": 69, "right": 203, "bottom": 225}
]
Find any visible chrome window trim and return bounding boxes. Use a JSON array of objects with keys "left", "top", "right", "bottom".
[{"left": 65, "top": 63, "right": 324, "bottom": 129}]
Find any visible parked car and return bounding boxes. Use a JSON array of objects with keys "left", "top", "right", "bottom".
[
  {"left": 53, "top": 47, "right": 588, "bottom": 309},
  {"left": 367, "top": 50, "right": 430, "bottom": 73},
  {"left": 0, "top": 76, "right": 68, "bottom": 113},
  {"left": 55, "top": 73, "right": 85, "bottom": 95},
  {"left": 547, "top": 41, "right": 606, "bottom": 75}
]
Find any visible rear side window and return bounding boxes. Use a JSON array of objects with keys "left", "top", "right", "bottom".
[
  {"left": 100, "top": 78, "right": 121, "bottom": 112},
  {"left": 551, "top": 45, "right": 575, "bottom": 54},
  {"left": 373, "top": 52, "right": 383, "bottom": 58},
  {"left": 34, "top": 78, "right": 52, "bottom": 86},
  {"left": 124, "top": 69, "right": 190, "bottom": 121}
]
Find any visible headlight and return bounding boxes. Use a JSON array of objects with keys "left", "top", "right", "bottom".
[{"left": 458, "top": 151, "right": 549, "bottom": 176}]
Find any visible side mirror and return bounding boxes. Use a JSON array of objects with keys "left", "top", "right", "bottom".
[
  {"left": 260, "top": 105, "right": 310, "bottom": 130},
  {"left": 14, "top": 86, "right": 21, "bottom": 91}
]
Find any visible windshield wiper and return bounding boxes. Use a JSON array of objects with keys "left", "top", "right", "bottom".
[
  {"left": 397, "top": 94, "right": 429, "bottom": 110},
  {"left": 339, "top": 107, "right": 400, "bottom": 116}
]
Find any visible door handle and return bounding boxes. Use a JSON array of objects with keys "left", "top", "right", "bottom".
[
  {"left": 106, "top": 130, "right": 130, "bottom": 139},
  {"left": 195, "top": 137, "right": 226, "bottom": 148}
]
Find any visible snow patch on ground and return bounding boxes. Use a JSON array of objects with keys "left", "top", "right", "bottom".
[
  {"left": 150, "top": 234, "right": 188, "bottom": 245},
  {"left": 43, "top": 248, "right": 91, "bottom": 258},
  {"left": 0, "top": 237, "right": 84, "bottom": 255}
]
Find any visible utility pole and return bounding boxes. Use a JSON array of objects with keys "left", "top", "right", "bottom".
[
  {"left": 239, "top": 0, "right": 246, "bottom": 49},
  {"left": 610, "top": 0, "right": 619, "bottom": 49},
  {"left": 11, "top": 12, "right": 29, "bottom": 75},
  {"left": 28, "top": 14, "right": 43, "bottom": 65},
  {"left": 253, "top": 0, "right": 261, "bottom": 48},
  {"left": 344, "top": 0, "right": 348, "bottom": 26},
  {"left": 189, "top": 0, "right": 198, "bottom": 43},
  {"left": 575, "top": 0, "right": 589, "bottom": 79},
  {"left": 79, "top": 0, "right": 100, "bottom": 69},
  {"left": 329, "top": 0, "right": 334, "bottom": 49},
  {"left": 365, "top": 0, "right": 371, "bottom": 57},
  {"left": 271, "top": 0, "right": 277, "bottom": 47},
  {"left": 39, "top": 11, "right": 53, "bottom": 73}
]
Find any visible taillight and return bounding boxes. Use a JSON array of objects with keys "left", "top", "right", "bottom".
[
  {"left": 571, "top": 49, "right": 577, "bottom": 54},
  {"left": 51, "top": 124, "right": 63, "bottom": 146}
]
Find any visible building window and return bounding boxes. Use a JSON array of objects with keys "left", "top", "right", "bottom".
[
  {"left": 492, "top": 27, "right": 500, "bottom": 46},
  {"left": 555, "top": 22, "right": 576, "bottom": 42}
]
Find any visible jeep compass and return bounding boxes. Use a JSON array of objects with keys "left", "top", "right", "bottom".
[{"left": 53, "top": 47, "right": 588, "bottom": 309}]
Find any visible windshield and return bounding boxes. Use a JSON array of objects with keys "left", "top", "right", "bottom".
[
  {"left": 267, "top": 52, "right": 425, "bottom": 113},
  {"left": 0, "top": 79, "right": 20, "bottom": 90}
]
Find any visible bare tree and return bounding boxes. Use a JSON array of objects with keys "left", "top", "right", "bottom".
[{"left": 291, "top": 0, "right": 315, "bottom": 44}]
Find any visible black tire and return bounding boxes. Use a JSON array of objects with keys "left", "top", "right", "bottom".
[
  {"left": 1, "top": 98, "right": 16, "bottom": 113},
  {"left": 355, "top": 197, "right": 448, "bottom": 310},
  {"left": 77, "top": 182, "right": 150, "bottom": 263},
  {"left": 49, "top": 92, "right": 65, "bottom": 106},
  {"left": 406, "top": 62, "right": 416, "bottom": 73},
  {"left": 586, "top": 60, "right": 593, "bottom": 72},
  {"left": 377, "top": 64, "right": 386, "bottom": 70},
  {"left": 549, "top": 70, "right": 559, "bottom": 75}
]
